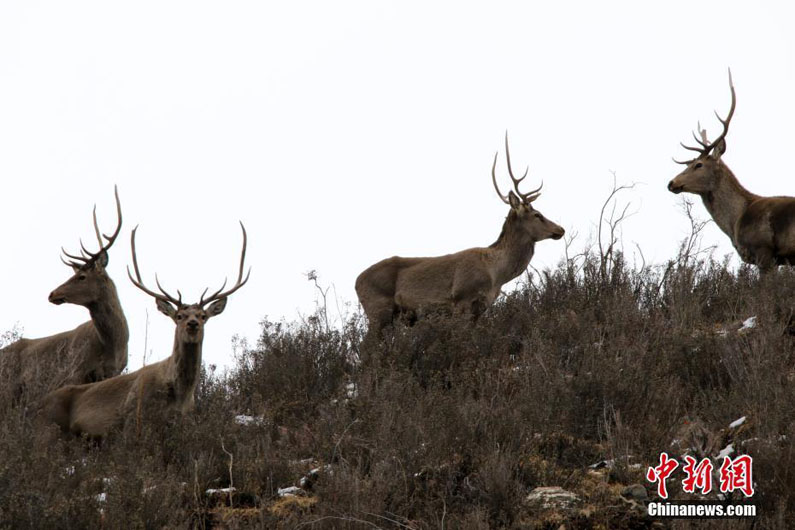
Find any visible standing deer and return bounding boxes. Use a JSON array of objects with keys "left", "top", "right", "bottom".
[
  {"left": 355, "top": 134, "right": 565, "bottom": 338},
  {"left": 668, "top": 70, "right": 795, "bottom": 270},
  {"left": 42, "top": 223, "right": 249, "bottom": 437},
  {"left": 0, "top": 187, "right": 128, "bottom": 400}
]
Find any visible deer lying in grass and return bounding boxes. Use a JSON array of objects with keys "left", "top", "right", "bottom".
[
  {"left": 42, "top": 223, "right": 250, "bottom": 437},
  {"left": 356, "top": 134, "right": 565, "bottom": 338},
  {"left": 668, "top": 70, "right": 795, "bottom": 271},
  {"left": 0, "top": 187, "right": 128, "bottom": 399}
]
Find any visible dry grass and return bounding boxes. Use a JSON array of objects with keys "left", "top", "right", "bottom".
[{"left": 0, "top": 249, "right": 793, "bottom": 528}]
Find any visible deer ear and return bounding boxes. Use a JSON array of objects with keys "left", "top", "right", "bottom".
[
  {"left": 508, "top": 191, "right": 522, "bottom": 210},
  {"left": 95, "top": 251, "right": 109, "bottom": 269},
  {"left": 156, "top": 299, "right": 177, "bottom": 318},
  {"left": 712, "top": 139, "right": 727, "bottom": 160},
  {"left": 206, "top": 298, "right": 228, "bottom": 318}
]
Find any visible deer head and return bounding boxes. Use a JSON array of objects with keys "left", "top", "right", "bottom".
[
  {"left": 668, "top": 69, "right": 736, "bottom": 195},
  {"left": 48, "top": 186, "right": 123, "bottom": 307},
  {"left": 491, "top": 133, "right": 565, "bottom": 241},
  {"left": 127, "top": 222, "right": 250, "bottom": 345}
]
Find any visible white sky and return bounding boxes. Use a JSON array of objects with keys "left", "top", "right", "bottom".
[{"left": 1, "top": 1, "right": 794, "bottom": 372}]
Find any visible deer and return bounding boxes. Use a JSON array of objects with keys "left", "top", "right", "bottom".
[
  {"left": 0, "top": 187, "right": 128, "bottom": 401},
  {"left": 355, "top": 134, "right": 565, "bottom": 339},
  {"left": 41, "top": 222, "right": 250, "bottom": 437},
  {"left": 668, "top": 69, "right": 795, "bottom": 271}
]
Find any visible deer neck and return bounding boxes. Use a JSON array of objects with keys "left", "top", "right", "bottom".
[
  {"left": 490, "top": 212, "right": 536, "bottom": 283},
  {"left": 167, "top": 338, "right": 202, "bottom": 406},
  {"left": 86, "top": 280, "right": 129, "bottom": 351},
  {"left": 701, "top": 166, "right": 756, "bottom": 243}
]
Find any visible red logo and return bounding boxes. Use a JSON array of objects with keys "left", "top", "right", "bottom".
[
  {"left": 646, "top": 453, "right": 754, "bottom": 498},
  {"left": 646, "top": 452, "right": 679, "bottom": 499},
  {"left": 719, "top": 455, "right": 754, "bottom": 497},
  {"left": 682, "top": 456, "right": 713, "bottom": 494}
]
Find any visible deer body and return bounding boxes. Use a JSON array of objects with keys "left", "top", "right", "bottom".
[
  {"left": 43, "top": 223, "right": 249, "bottom": 437},
  {"left": 1, "top": 299, "right": 128, "bottom": 389},
  {"left": 0, "top": 188, "right": 127, "bottom": 398},
  {"left": 668, "top": 71, "right": 795, "bottom": 270},
  {"left": 356, "top": 135, "right": 564, "bottom": 335},
  {"left": 43, "top": 310, "right": 208, "bottom": 437}
]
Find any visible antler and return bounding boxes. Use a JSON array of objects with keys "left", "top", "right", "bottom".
[
  {"left": 127, "top": 226, "right": 183, "bottom": 307},
  {"left": 675, "top": 69, "right": 736, "bottom": 165},
  {"left": 199, "top": 222, "right": 251, "bottom": 307},
  {"left": 61, "top": 185, "right": 123, "bottom": 268},
  {"left": 491, "top": 132, "right": 543, "bottom": 204}
]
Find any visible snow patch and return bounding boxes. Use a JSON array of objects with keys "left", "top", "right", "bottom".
[
  {"left": 278, "top": 486, "right": 302, "bottom": 497},
  {"left": 739, "top": 317, "right": 757, "bottom": 332},
  {"left": 206, "top": 487, "right": 236, "bottom": 495},
  {"left": 235, "top": 415, "right": 265, "bottom": 426},
  {"left": 716, "top": 444, "right": 734, "bottom": 460}
]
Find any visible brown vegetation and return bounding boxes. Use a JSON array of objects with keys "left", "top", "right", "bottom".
[{"left": 1, "top": 241, "right": 792, "bottom": 528}]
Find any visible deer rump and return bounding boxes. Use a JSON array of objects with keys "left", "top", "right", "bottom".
[{"left": 736, "top": 197, "right": 795, "bottom": 266}]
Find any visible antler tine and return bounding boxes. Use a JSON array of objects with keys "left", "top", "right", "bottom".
[
  {"left": 61, "top": 246, "right": 91, "bottom": 264},
  {"left": 503, "top": 131, "right": 543, "bottom": 202},
  {"left": 523, "top": 183, "right": 543, "bottom": 205},
  {"left": 708, "top": 68, "right": 736, "bottom": 152},
  {"left": 59, "top": 186, "right": 122, "bottom": 269},
  {"left": 90, "top": 206, "right": 101, "bottom": 249},
  {"left": 79, "top": 238, "right": 100, "bottom": 260},
  {"left": 98, "top": 185, "right": 123, "bottom": 252},
  {"left": 697, "top": 122, "right": 710, "bottom": 145},
  {"left": 127, "top": 226, "right": 182, "bottom": 307},
  {"left": 675, "top": 70, "right": 737, "bottom": 161},
  {"left": 680, "top": 141, "right": 705, "bottom": 154},
  {"left": 199, "top": 279, "right": 228, "bottom": 307},
  {"left": 61, "top": 255, "right": 83, "bottom": 268},
  {"left": 200, "top": 222, "right": 251, "bottom": 307},
  {"left": 491, "top": 151, "right": 510, "bottom": 205},
  {"left": 155, "top": 274, "right": 183, "bottom": 306},
  {"left": 689, "top": 122, "right": 710, "bottom": 148},
  {"left": 504, "top": 132, "right": 528, "bottom": 190}
]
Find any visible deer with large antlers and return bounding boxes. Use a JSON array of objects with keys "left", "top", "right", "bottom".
[
  {"left": 42, "top": 223, "right": 249, "bottom": 437},
  {"left": 0, "top": 187, "right": 128, "bottom": 400},
  {"left": 668, "top": 70, "right": 795, "bottom": 270},
  {"left": 355, "top": 134, "right": 565, "bottom": 339}
]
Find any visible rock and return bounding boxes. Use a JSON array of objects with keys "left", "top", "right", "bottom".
[
  {"left": 525, "top": 486, "right": 581, "bottom": 510},
  {"left": 621, "top": 483, "right": 647, "bottom": 502}
]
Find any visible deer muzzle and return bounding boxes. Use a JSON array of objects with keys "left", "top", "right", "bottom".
[{"left": 48, "top": 290, "right": 66, "bottom": 305}]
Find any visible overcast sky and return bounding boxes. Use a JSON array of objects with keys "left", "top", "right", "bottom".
[{"left": 1, "top": 1, "right": 793, "bottom": 372}]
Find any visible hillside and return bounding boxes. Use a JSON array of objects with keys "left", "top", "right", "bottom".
[{"left": 0, "top": 249, "right": 793, "bottom": 529}]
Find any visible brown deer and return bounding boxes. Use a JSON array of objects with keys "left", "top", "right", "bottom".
[
  {"left": 0, "top": 187, "right": 128, "bottom": 400},
  {"left": 668, "top": 70, "right": 795, "bottom": 270},
  {"left": 355, "top": 134, "right": 565, "bottom": 338},
  {"left": 41, "top": 223, "right": 249, "bottom": 437}
]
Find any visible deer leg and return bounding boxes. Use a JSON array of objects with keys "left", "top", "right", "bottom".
[
  {"left": 751, "top": 247, "right": 776, "bottom": 274},
  {"left": 470, "top": 296, "right": 488, "bottom": 323},
  {"left": 361, "top": 299, "right": 396, "bottom": 346}
]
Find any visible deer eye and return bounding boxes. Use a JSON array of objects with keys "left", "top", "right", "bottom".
[
  {"left": 534, "top": 212, "right": 542, "bottom": 219},
  {"left": 176, "top": 314, "right": 184, "bottom": 320},
  {"left": 694, "top": 162, "right": 703, "bottom": 169},
  {"left": 78, "top": 274, "right": 87, "bottom": 281}
]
